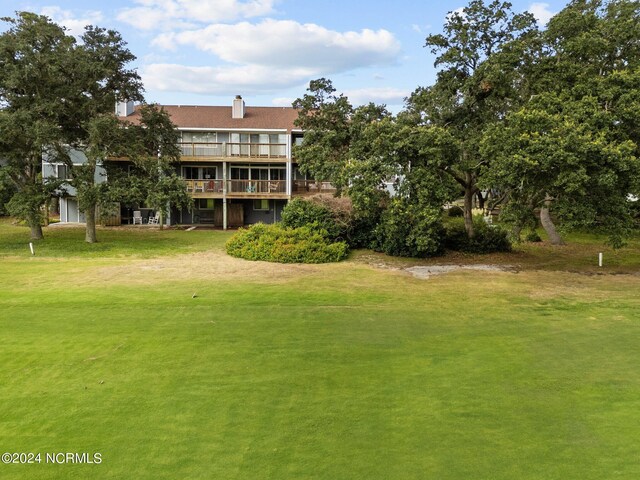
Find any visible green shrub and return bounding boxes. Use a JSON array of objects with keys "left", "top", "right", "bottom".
[
  {"left": 281, "top": 196, "right": 379, "bottom": 248},
  {"left": 280, "top": 198, "right": 339, "bottom": 238},
  {"left": 447, "top": 205, "right": 464, "bottom": 217},
  {"left": 525, "top": 230, "right": 542, "bottom": 242},
  {"left": 444, "top": 218, "right": 512, "bottom": 253},
  {"left": 349, "top": 210, "right": 382, "bottom": 249},
  {"left": 629, "top": 198, "right": 640, "bottom": 224},
  {"left": 0, "top": 170, "right": 18, "bottom": 216},
  {"left": 372, "top": 199, "right": 444, "bottom": 257},
  {"left": 226, "top": 223, "right": 348, "bottom": 263}
]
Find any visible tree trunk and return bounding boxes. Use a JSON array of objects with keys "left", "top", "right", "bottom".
[
  {"left": 476, "top": 190, "right": 485, "bottom": 211},
  {"left": 43, "top": 201, "right": 50, "bottom": 226},
  {"left": 540, "top": 196, "right": 564, "bottom": 245},
  {"left": 159, "top": 210, "right": 164, "bottom": 230},
  {"left": 463, "top": 184, "right": 476, "bottom": 239},
  {"left": 29, "top": 221, "right": 44, "bottom": 240},
  {"left": 511, "top": 224, "right": 523, "bottom": 242},
  {"left": 85, "top": 204, "right": 98, "bottom": 243}
]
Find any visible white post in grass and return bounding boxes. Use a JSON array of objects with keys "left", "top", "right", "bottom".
[
  {"left": 29, "top": 242, "right": 34, "bottom": 256},
  {"left": 598, "top": 252, "right": 603, "bottom": 267}
]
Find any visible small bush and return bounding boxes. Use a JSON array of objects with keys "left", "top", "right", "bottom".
[
  {"left": 0, "top": 170, "right": 18, "bottom": 216},
  {"left": 280, "top": 198, "right": 339, "bottom": 238},
  {"left": 281, "top": 196, "right": 379, "bottom": 248},
  {"left": 525, "top": 230, "right": 542, "bottom": 242},
  {"left": 226, "top": 223, "right": 348, "bottom": 263},
  {"left": 444, "top": 218, "right": 511, "bottom": 253},
  {"left": 372, "top": 199, "right": 444, "bottom": 257},
  {"left": 629, "top": 199, "right": 640, "bottom": 224},
  {"left": 349, "top": 210, "right": 382, "bottom": 249},
  {"left": 447, "top": 205, "right": 464, "bottom": 217}
]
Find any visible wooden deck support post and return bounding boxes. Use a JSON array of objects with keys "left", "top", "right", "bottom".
[
  {"left": 223, "top": 161, "right": 228, "bottom": 230},
  {"left": 286, "top": 160, "right": 292, "bottom": 196}
]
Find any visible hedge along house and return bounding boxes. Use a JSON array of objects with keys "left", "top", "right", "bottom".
[{"left": 44, "top": 96, "right": 335, "bottom": 228}]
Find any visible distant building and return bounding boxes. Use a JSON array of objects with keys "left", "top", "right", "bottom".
[{"left": 43, "top": 96, "right": 335, "bottom": 228}]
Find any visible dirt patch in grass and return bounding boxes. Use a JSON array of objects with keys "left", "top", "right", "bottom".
[
  {"left": 353, "top": 241, "right": 640, "bottom": 276},
  {"left": 84, "top": 250, "right": 324, "bottom": 286},
  {"left": 405, "top": 264, "right": 516, "bottom": 279},
  {"left": 77, "top": 249, "right": 637, "bottom": 290}
]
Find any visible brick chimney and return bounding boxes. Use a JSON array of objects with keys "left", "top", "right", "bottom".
[{"left": 232, "top": 95, "right": 245, "bottom": 119}]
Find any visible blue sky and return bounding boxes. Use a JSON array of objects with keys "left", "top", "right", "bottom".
[{"left": 3, "top": 0, "right": 567, "bottom": 111}]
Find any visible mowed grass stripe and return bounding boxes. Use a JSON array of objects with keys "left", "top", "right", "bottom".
[{"left": 1, "top": 221, "right": 639, "bottom": 479}]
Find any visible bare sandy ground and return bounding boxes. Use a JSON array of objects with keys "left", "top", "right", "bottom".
[
  {"left": 82, "top": 251, "right": 518, "bottom": 287},
  {"left": 405, "top": 264, "right": 515, "bottom": 279},
  {"left": 88, "top": 250, "right": 325, "bottom": 286}
]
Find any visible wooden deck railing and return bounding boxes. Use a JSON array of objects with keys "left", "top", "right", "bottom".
[
  {"left": 185, "top": 179, "right": 225, "bottom": 194},
  {"left": 179, "top": 142, "right": 287, "bottom": 158},
  {"left": 185, "top": 179, "right": 286, "bottom": 195},
  {"left": 292, "top": 180, "right": 336, "bottom": 195},
  {"left": 227, "top": 180, "right": 286, "bottom": 194},
  {"left": 184, "top": 179, "right": 333, "bottom": 195}
]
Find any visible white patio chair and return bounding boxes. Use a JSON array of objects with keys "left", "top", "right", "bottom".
[
  {"left": 147, "top": 212, "right": 160, "bottom": 225},
  {"left": 132, "top": 211, "right": 143, "bottom": 225}
]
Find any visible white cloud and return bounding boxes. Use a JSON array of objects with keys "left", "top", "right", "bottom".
[
  {"left": 141, "top": 63, "right": 317, "bottom": 95},
  {"left": 411, "top": 23, "right": 431, "bottom": 34},
  {"left": 40, "top": 6, "right": 104, "bottom": 36},
  {"left": 528, "top": 2, "right": 556, "bottom": 26},
  {"left": 343, "top": 87, "right": 409, "bottom": 107},
  {"left": 446, "top": 7, "right": 467, "bottom": 22},
  {"left": 142, "top": 20, "right": 400, "bottom": 96},
  {"left": 152, "top": 20, "right": 400, "bottom": 72},
  {"left": 117, "top": 0, "right": 276, "bottom": 31},
  {"left": 130, "top": 4, "right": 401, "bottom": 99}
]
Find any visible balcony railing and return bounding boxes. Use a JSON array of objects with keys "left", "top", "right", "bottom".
[
  {"left": 180, "top": 142, "right": 287, "bottom": 158},
  {"left": 185, "top": 179, "right": 225, "bottom": 194},
  {"left": 228, "top": 180, "right": 287, "bottom": 194},
  {"left": 185, "top": 179, "right": 286, "bottom": 195},
  {"left": 292, "top": 180, "right": 336, "bottom": 195}
]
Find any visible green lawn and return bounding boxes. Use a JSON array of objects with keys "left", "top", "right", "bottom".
[
  {"left": 1, "top": 221, "right": 639, "bottom": 479},
  {"left": 0, "top": 221, "right": 233, "bottom": 258}
]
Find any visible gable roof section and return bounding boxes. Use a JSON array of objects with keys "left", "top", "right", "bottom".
[{"left": 125, "top": 105, "right": 300, "bottom": 132}]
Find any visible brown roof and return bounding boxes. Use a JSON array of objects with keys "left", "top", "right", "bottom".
[{"left": 125, "top": 105, "right": 301, "bottom": 132}]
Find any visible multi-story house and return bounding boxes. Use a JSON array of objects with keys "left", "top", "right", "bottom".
[{"left": 44, "top": 96, "right": 335, "bottom": 229}]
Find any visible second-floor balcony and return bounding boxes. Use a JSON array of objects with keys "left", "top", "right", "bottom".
[
  {"left": 185, "top": 179, "right": 287, "bottom": 196},
  {"left": 180, "top": 142, "right": 287, "bottom": 159},
  {"left": 292, "top": 180, "right": 336, "bottom": 195}
]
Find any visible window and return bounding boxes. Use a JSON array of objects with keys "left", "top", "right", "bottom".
[
  {"left": 230, "top": 167, "right": 249, "bottom": 180},
  {"left": 270, "top": 168, "right": 286, "bottom": 180},
  {"left": 197, "top": 199, "right": 215, "bottom": 210},
  {"left": 183, "top": 167, "right": 198, "bottom": 179},
  {"left": 183, "top": 132, "right": 217, "bottom": 143},
  {"left": 251, "top": 168, "right": 268, "bottom": 181},
  {"left": 253, "top": 199, "right": 270, "bottom": 211},
  {"left": 270, "top": 134, "right": 286, "bottom": 156},
  {"left": 56, "top": 164, "right": 68, "bottom": 180},
  {"left": 183, "top": 167, "right": 217, "bottom": 180}
]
